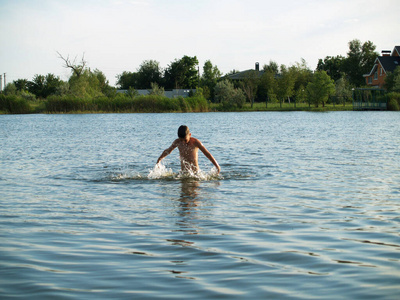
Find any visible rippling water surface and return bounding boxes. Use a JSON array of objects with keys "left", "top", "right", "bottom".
[{"left": 1, "top": 112, "right": 399, "bottom": 299}]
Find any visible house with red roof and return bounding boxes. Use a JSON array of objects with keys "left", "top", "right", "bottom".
[{"left": 363, "top": 46, "right": 400, "bottom": 88}]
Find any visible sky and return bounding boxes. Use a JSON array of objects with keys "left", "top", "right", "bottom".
[{"left": 0, "top": 0, "right": 399, "bottom": 87}]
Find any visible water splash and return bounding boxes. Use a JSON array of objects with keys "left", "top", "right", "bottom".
[
  {"left": 147, "top": 163, "right": 175, "bottom": 180},
  {"left": 147, "top": 163, "right": 221, "bottom": 181}
]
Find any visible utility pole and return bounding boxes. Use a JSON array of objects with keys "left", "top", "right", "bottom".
[
  {"left": 3, "top": 73, "right": 6, "bottom": 88},
  {"left": 0, "top": 74, "right": 2, "bottom": 92}
]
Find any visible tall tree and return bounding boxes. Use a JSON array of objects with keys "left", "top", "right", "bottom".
[
  {"left": 240, "top": 70, "right": 259, "bottom": 108},
  {"left": 306, "top": 71, "right": 335, "bottom": 107},
  {"left": 257, "top": 70, "right": 276, "bottom": 104},
  {"left": 200, "top": 60, "right": 222, "bottom": 100},
  {"left": 263, "top": 60, "right": 279, "bottom": 74},
  {"left": 343, "top": 39, "right": 378, "bottom": 86},
  {"left": 164, "top": 55, "right": 199, "bottom": 89},
  {"left": 275, "top": 65, "right": 295, "bottom": 106},
  {"left": 13, "top": 79, "right": 29, "bottom": 91},
  {"left": 27, "top": 74, "right": 63, "bottom": 98},
  {"left": 136, "top": 60, "right": 162, "bottom": 89},
  {"left": 316, "top": 55, "right": 345, "bottom": 82},
  {"left": 116, "top": 71, "right": 139, "bottom": 89},
  {"left": 384, "top": 67, "right": 400, "bottom": 92}
]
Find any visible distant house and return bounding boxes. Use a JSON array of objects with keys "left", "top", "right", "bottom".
[
  {"left": 224, "top": 62, "right": 264, "bottom": 80},
  {"left": 363, "top": 46, "right": 400, "bottom": 88}
]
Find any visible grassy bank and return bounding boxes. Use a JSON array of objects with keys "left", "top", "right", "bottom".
[
  {"left": 211, "top": 102, "right": 354, "bottom": 112},
  {"left": 3, "top": 93, "right": 398, "bottom": 114}
]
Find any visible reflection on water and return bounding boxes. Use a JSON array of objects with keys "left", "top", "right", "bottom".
[{"left": 1, "top": 112, "right": 400, "bottom": 299}]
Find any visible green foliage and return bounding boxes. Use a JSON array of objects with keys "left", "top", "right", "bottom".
[
  {"left": 306, "top": 71, "right": 336, "bottom": 107},
  {"left": 275, "top": 65, "right": 296, "bottom": 104},
  {"left": 257, "top": 70, "right": 276, "bottom": 102},
  {"left": 68, "top": 69, "right": 104, "bottom": 99},
  {"left": 214, "top": 80, "right": 245, "bottom": 109},
  {"left": 317, "top": 39, "right": 378, "bottom": 87},
  {"left": 384, "top": 67, "right": 400, "bottom": 92},
  {"left": 13, "top": 79, "right": 29, "bottom": 91},
  {"left": 164, "top": 55, "right": 199, "bottom": 89},
  {"left": 344, "top": 39, "right": 378, "bottom": 86},
  {"left": 387, "top": 92, "right": 400, "bottom": 111},
  {"left": 3, "top": 83, "right": 17, "bottom": 95},
  {"left": 0, "top": 94, "right": 31, "bottom": 114},
  {"left": 290, "top": 59, "right": 313, "bottom": 92},
  {"left": 116, "top": 71, "right": 139, "bottom": 89},
  {"left": 240, "top": 70, "right": 259, "bottom": 107},
  {"left": 136, "top": 60, "right": 163, "bottom": 89},
  {"left": 127, "top": 87, "right": 139, "bottom": 98},
  {"left": 200, "top": 60, "right": 222, "bottom": 100},
  {"left": 263, "top": 60, "right": 279, "bottom": 74},
  {"left": 43, "top": 94, "right": 209, "bottom": 113},
  {"left": 316, "top": 55, "right": 345, "bottom": 82},
  {"left": 295, "top": 85, "right": 307, "bottom": 104},
  {"left": 148, "top": 82, "right": 165, "bottom": 96},
  {"left": 334, "top": 76, "right": 352, "bottom": 105},
  {"left": 27, "top": 73, "right": 64, "bottom": 98}
]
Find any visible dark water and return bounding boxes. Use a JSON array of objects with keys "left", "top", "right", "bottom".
[{"left": 1, "top": 112, "right": 399, "bottom": 299}]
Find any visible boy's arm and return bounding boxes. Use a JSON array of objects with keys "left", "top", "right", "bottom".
[
  {"left": 197, "top": 141, "right": 221, "bottom": 174},
  {"left": 157, "top": 140, "right": 178, "bottom": 164}
]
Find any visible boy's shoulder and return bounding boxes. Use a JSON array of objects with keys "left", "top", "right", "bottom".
[{"left": 190, "top": 137, "right": 203, "bottom": 146}]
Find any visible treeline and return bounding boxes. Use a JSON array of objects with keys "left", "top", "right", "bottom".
[{"left": 1, "top": 39, "right": 400, "bottom": 114}]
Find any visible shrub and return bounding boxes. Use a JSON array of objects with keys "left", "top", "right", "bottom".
[
  {"left": 387, "top": 92, "right": 400, "bottom": 111},
  {"left": 0, "top": 94, "right": 31, "bottom": 114}
]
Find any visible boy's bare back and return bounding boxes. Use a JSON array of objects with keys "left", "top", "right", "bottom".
[{"left": 157, "top": 126, "right": 220, "bottom": 174}]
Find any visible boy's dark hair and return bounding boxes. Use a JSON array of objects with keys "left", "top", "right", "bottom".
[{"left": 178, "top": 125, "right": 190, "bottom": 138}]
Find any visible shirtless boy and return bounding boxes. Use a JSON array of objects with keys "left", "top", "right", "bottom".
[{"left": 157, "top": 125, "right": 221, "bottom": 174}]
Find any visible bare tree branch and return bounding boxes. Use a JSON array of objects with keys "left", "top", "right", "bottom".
[{"left": 57, "top": 51, "right": 87, "bottom": 77}]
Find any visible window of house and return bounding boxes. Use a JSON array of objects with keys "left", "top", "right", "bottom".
[
  {"left": 368, "top": 77, "right": 372, "bottom": 84},
  {"left": 380, "top": 68, "right": 383, "bottom": 76},
  {"left": 374, "top": 72, "right": 378, "bottom": 80}
]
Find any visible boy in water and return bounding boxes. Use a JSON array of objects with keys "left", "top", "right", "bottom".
[{"left": 157, "top": 125, "right": 221, "bottom": 174}]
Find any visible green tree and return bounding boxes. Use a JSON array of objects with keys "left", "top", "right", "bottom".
[
  {"left": 275, "top": 65, "right": 295, "bottom": 107},
  {"left": 200, "top": 60, "right": 222, "bottom": 100},
  {"left": 44, "top": 73, "right": 63, "bottom": 97},
  {"left": 316, "top": 55, "right": 346, "bottom": 82},
  {"left": 27, "top": 74, "right": 64, "bottom": 98},
  {"left": 27, "top": 75, "right": 45, "bottom": 97},
  {"left": 343, "top": 39, "right": 378, "bottom": 86},
  {"left": 68, "top": 69, "right": 103, "bottom": 98},
  {"left": 164, "top": 55, "right": 199, "bottom": 89},
  {"left": 3, "top": 83, "right": 17, "bottom": 95},
  {"left": 116, "top": 71, "right": 139, "bottom": 89},
  {"left": 148, "top": 82, "right": 165, "bottom": 96},
  {"left": 257, "top": 69, "right": 277, "bottom": 106},
  {"left": 240, "top": 70, "right": 259, "bottom": 108},
  {"left": 384, "top": 67, "right": 400, "bottom": 92},
  {"left": 263, "top": 60, "right": 279, "bottom": 74},
  {"left": 214, "top": 79, "right": 245, "bottom": 109},
  {"left": 335, "top": 76, "right": 352, "bottom": 104},
  {"left": 306, "top": 71, "right": 335, "bottom": 107},
  {"left": 136, "top": 60, "right": 162, "bottom": 89},
  {"left": 13, "top": 79, "right": 29, "bottom": 91}
]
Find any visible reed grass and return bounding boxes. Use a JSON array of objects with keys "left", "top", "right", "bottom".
[
  {"left": 0, "top": 94, "right": 32, "bottom": 114},
  {"left": 43, "top": 94, "right": 211, "bottom": 113}
]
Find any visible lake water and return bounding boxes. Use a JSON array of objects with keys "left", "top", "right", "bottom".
[{"left": 1, "top": 111, "right": 399, "bottom": 299}]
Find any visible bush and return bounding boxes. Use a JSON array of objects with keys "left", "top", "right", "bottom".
[
  {"left": 45, "top": 95, "right": 95, "bottom": 113},
  {"left": 214, "top": 79, "right": 245, "bottom": 109},
  {"left": 387, "top": 92, "right": 400, "bottom": 111},
  {"left": 41, "top": 94, "right": 210, "bottom": 113},
  {"left": 0, "top": 94, "right": 31, "bottom": 114}
]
